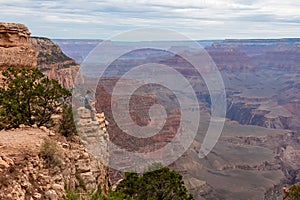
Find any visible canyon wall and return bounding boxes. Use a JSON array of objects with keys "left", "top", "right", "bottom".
[
  {"left": 0, "top": 126, "right": 110, "bottom": 200},
  {"left": 0, "top": 22, "right": 110, "bottom": 199},
  {"left": 0, "top": 22, "right": 80, "bottom": 89},
  {"left": 30, "top": 37, "right": 81, "bottom": 89}
]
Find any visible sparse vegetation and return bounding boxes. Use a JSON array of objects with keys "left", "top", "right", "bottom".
[
  {"left": 75, "top": 172, "right": 87, "bottom": 191},
  {"left": 285, "top": 184, "right": 300, "bottom": 200},
  {"left": 63, "top": 163, "right": 193, "bottom": 200},
  {"left": 59, "top": 104, "right": 77, "bottom": 139},
  {"left": 0, "top": 67, "right": 71, "bottom": 129},
  {"left": 116, "top": 163, "right": 194, "bottom": 200},
  {"left": 40, "top": 140, "right": 61, "bottom": 167},
  {"left": 63, "top": 184, "right": 132, "bottom": 200},
  {"left": 63, "top": 184, "right": 82, "bottom": 200}
]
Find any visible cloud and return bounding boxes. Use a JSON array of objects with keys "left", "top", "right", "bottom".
[{"left": 0, "top": 0, "right": 299, "bottom": 39}]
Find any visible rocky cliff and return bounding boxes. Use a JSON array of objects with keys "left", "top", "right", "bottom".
[
  {"left": 30, "top": 37, "right": 81, "bottom": 89},
  {"left": 0, "top": 126, "right": 109, "bottom": 200},
  {"left": 0, "top": 22, "right": 37, "bottom": 69},
  {"left": 0, "top": 22, "right": 110, "bottom": 199},
  {"left": 207, "top": 39, "right": 300, "bottom": 72},
  {"left": 0, "top": 22, "right": 80, "bottom": 89}
]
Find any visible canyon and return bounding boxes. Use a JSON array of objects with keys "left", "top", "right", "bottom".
[
  {"left": 0, "top": 22, "right": 80, "bottom": 89},
  {"left": 0, "top": 21, "right": 299, "bottom": 199},
  {"left": 57, "top": 38, "right": 300, "bottom": 199},
  {"left": 0, "top": 23, "right": 109, "bottom": 200}
]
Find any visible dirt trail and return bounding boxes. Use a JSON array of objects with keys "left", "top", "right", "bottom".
[{"left": 0, "top": 128, "right": 49, "bottom": 158}]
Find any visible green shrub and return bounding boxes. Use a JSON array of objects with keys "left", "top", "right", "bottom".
[
  {"left": 75, "top": 172, "right": 87, "bottom": 191},
  {"left": 116, "top": 163, "right": 194, "bottom": 200},
  {"left": 0, "top": 67, "right": 71, "bottom": 129},
  {"left": 62, "top": 163, "right": 193, "bottom": 200},
  {"left": 63, "top": 184, "right": 82, "bottom": 200},
  {"left": 59, "top": 104, "right": 77, "bottom": 139},
  {"left": 286, "top": 184, "right": 300, "bottom": 200},
  {"left": 40, "top": 140, "right": 61, "bottom": 167}
]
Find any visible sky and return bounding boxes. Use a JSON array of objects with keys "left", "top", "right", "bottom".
[{"left": 1, "top": 0, "right": 300, "bottom": 40}]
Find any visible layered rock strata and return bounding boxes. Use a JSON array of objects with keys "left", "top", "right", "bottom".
[
  {"left": 76, "top": 107, "right": 109, "bottom": 184},
  {"left": 0, "top": 22, "right": 37, "bottom": 69}
]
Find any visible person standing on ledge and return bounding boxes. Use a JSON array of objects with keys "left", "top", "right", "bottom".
[{"left": 84, "top": 90, "right": 96, "bottom": 121}]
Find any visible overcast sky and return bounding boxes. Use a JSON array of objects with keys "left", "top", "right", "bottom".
[{"left": 1, "top": 0, "right": 299, "bottom": 40}]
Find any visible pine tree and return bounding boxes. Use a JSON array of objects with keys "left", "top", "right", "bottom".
[
  {"left": 0, "top": 67, "right": 71, "bottom": 129},
  {"left": 116, "top": 163, "right": 194, "bottom": 200},
  {"left": 59, "top": 104, "right": 77, "bottom": 138}
]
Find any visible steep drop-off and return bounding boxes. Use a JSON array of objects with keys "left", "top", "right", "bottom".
[
  {"left": 30, "top": 37, "right": 81, "bottom": 89},
  {"left": 0, "top": 22, "right": 80, "bottom": 89}
]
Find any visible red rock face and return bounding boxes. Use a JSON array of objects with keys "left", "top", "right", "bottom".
[
  {"left": 206, "top": 39, "right": 300, "bottom": 72},
  {"left": 30, "top": 37, "right": 82, "bottom": 89},
  {"left": 252, "top": 51, "right": 300, "bottom": 71},
  {"left": 95, "top": 78, "right": 181, "bottom": 153},
  {"left": 207, "top": 50, "right": 253, "bottom": 71},
  {"left": 0, "top": 23, "right": 80, "bottom": 89}
]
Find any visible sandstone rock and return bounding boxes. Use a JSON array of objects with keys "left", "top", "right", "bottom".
[
  {"left": 19, "top": 124, "right": 26, "bottom": 128},
  {"left": 2, "top": 155, "right": 14, "bottom": 166},
  {"left": 33, "top": 192, "right": 42, "bottom": 199},
  {"left": 75, "top": 159, "right": 91, "bottom": 173},
  {"left": 30, "top": 37, "right": 82, "bottom": 89},
  {"left": 62, "top": 143, "right": 69, "bottom": 149},
  {"left": 0, "top": 23, "right": 77, "bottom": 88},
  {"left": 45, "top": 190, "right": 58, "bottom": 200},
  {"left": 48, "top": 131, "right": 55, "bottom": 136},
  {"left": 81, "top": 152, "right": 90, "bottom": 159},
  {"left": 51, "top": 184, "right": 64, "bottom": 192},
  {"left": 0, "top": 157, "right": 9, "bottom": 168},
  {"left": 52, "top": 174, "right": 63, "bottom": 182},
  {"left": 40, "top": 126, "right": 49, "bottom": 133},
  {"left": 0, "top": 22, "right": 37, "bottom": 70},
  {"left": 0, "top": 22, "right": 30, "bottom": 47},
  {"left": 77, "top": 107, "right": 92, "bottom": 119},
  {"left": 0, "top": 112, "right": 110, "bottom": 198}
]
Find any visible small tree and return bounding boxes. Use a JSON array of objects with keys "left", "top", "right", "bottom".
[
  {"left": 0, "top": 67, "right": 71, "bottom": 129},
  {"left": 59, "top": 104, "right": 77, "bottom": 139},
  {"left": 116, "top": 163, "right": 194, "bottom": 200}
]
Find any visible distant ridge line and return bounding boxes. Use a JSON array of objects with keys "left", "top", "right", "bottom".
[{"left": 223, "top": 38, "right": 300, "bottom": 43}]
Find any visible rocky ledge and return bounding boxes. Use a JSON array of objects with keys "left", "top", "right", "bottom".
[
  {"left": 0, "top": 22, "right": 81, "bottom": 89},
  {"left": 0, "top": 106, "right": 111, "bottom": 200},
  {"left": 0, "top": 22, "right": 37, "bottom": 69}
]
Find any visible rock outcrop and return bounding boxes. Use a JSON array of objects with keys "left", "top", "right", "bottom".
[
  {"left": 0, "top": 127, "right": 110, "bottom": 200},
  {"left": 76, "top": 107, "right": 109, "bottom": 169},
  {"left": 30, "top": 37, "right": 81, "bottom": 89},
  {"left": 0, "top": 22, "right": 81, "bottom": 89},
  {"left": 0, "top": 22, "right": 37, "bottom": 69},
  {"left": 226, "top": 99, "right": 293, "bottom": 130}
]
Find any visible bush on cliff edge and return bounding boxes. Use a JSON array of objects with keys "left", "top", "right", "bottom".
[
  {"left": 63, "top": 163, "right": 194, "bottom": 200},
  {"left": 116, "top": 163, "right": 194, "bottom": 200},
  {"left": 0, "top": 67, "right": 71, "bottom": 129},
  {"left": 59, "top": 104, "right": 77, "bottom": 139}
]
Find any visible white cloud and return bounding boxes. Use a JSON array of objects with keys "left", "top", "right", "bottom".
[{"left": 0, "top": 0, "right": 299, "bottom": 39}]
